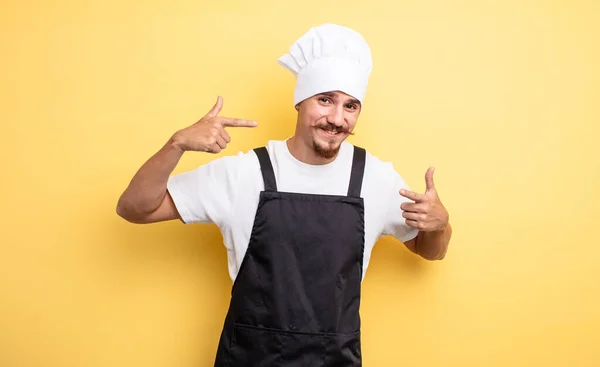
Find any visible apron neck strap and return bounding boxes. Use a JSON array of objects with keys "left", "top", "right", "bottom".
[
  {"left": 254, "top": 145, "right": 366, "bottom": 197},
  {"left": 347, "top": 146, "right": 366, "bottom": 198},
  {"left": 254, "top": 147, "right": 278, "bottom": 192}
]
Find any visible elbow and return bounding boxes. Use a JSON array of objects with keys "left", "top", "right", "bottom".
[
  {"left": 433, "top": 245, "right": 450, "bottom": 261},
  {"left": 116, "top": 200, "right": 132, "bottom": 222},
  {"left": 430, "top": 244, "right": 449, "bottom": 261},
  {"left": 421, "top": 252, "right": 446, "bottom": 261},
  {"left": 434, "top": 251, "right": 447, "bottom": 261},
  {"left": 116, "top": 197, "right": 143, "bottom": 224},
  {"left": 418, "top": 244, "right": 448, "bottom": 261}
]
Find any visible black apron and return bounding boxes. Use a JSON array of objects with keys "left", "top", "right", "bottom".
[{"left": 214, "top": 145, "right": 367, "bottom": 366}]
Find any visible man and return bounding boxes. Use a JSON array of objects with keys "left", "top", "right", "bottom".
[{"left": 117, "top": 23, "right": 452, "bottom": 366}]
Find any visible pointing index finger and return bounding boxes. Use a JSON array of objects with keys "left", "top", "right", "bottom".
[
  {"left": 219, "top": 117, "right": 258, "bottom": 128},
  {"left": 400, "top": 189, "right": 424, "bottom": 202}
]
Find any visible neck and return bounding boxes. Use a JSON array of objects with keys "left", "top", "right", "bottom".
[{"left": 286, "top": 135, "right": 338, "bottom": 165}]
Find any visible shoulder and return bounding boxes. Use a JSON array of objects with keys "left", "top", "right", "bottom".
[
  {"left": 264, "top": 139, "right": 289, "bottom": 158},
  {"left": 207, "top": 144, "right": 264, "bottom": 170},
  {"left": 360, "top": 147, "right": 411, "bottom": 194},
  {"left": 362, "top": 148, "right": 400, "bottom": 179},
  {"left": 213, "top": 140, "right": 286, "bottom": 180}
]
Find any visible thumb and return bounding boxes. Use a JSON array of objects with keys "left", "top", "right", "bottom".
[
  {"left": 206, "top": 96, "right": 223, "bottom": 118},
  {"left": 425, "top": 167, "right": 436, "bottom": 192}
]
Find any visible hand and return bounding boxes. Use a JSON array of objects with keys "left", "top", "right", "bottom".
[
  {"left": 399, "top": 167, "right": 449, "bottom": 232},
  {"left": 172, "top": 96, "right": 258, "bottom": 153}
]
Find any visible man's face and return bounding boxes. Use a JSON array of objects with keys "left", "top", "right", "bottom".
[{"left": 295, "top": 90, "right": 362, "bottom": 159}]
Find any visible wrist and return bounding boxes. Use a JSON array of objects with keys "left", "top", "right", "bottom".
[{"left": 169, "top": 132, "right": 186, "bottom": 153}]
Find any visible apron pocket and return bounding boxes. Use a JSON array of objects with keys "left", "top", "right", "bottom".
[{"left": 230, "top": 323, "right": 360, "bottom": 367}]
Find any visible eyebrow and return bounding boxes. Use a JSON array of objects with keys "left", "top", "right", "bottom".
[{"left": 319, "top": 92, "right": 361, "bottom": 105}]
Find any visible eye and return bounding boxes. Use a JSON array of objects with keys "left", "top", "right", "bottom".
[
  {"left": 345, "top": 103, "right": 358, "bottom": 110},
  {"left": 319, "top": 97, "right": 331, "bottom": 104}
]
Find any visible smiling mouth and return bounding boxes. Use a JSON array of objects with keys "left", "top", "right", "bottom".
[{"left": 320, "top": 128, "right": 342, "bottom": 136}]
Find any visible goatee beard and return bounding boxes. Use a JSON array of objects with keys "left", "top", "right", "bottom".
[{"left": 312, "top": 140, "right": 340, "bottom": 159}]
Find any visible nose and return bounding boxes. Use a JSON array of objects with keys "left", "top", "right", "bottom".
[{"left": 326, "top": 105, "right": 345, "bottom": 127}]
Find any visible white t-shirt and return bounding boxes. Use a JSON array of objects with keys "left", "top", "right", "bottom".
[{"left": 167, "top": 139, "right": 419, "bottom": 282}]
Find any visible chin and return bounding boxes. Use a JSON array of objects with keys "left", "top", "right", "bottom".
[{"left": 312, "top": 138, "right": 341, "bottom": 159}]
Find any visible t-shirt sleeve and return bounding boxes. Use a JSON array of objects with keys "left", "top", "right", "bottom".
[
  {"left": 166, "top": 154, "right": 242, "bottom": 226},
  {"left": 381, "top": 168, "right": 420, "bottom": 243}
]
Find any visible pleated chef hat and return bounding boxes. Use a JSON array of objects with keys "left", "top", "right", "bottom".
[{"left": 278, "top": 23, "right": 373, "bottom": 107}]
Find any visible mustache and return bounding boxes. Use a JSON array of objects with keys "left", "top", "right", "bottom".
[{"left": 316, "top": 123, "right": 355, "bottom": 135}]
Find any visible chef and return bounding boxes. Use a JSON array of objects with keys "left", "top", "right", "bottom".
[{"left": 117, "top": 23, "right": 452, "bottom": 366}]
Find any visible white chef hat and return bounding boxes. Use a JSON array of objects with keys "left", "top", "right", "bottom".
[{"left": 278, "top": 23, "right": 373, "bottom": 107}]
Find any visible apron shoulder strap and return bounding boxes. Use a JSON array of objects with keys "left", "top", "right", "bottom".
[
  {"left": 254, "top": 147, "right": 278, "bottom": 192},
  {"left": 347, "top": 146, "right": 366, "bottom": 198}
]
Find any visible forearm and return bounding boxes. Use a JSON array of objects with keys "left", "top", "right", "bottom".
[
  {"left": 415, "top": 222, "right": 452, "bottom": 260},
  {"left": 117, "top": 136, "right": 184, "bottom": 219}
]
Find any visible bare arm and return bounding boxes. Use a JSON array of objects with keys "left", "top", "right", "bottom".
[
  {"left": 404, "top": 222, "right": 452, "bottom": 260},
  {"left": 116, "top": 138, "right": 185, "bottom": 223},
  {"left": 116, "top": 96, "right": 257, "bottom": 224}
]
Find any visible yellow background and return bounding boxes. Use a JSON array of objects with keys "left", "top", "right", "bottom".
[{"left": 1, "top": 0, "right": 599, "bottom": 366}]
